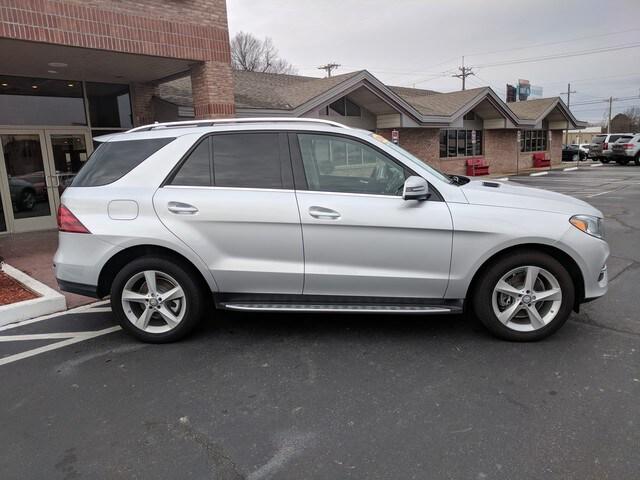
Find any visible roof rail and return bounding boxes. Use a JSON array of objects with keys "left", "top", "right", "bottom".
[{"left": 127, "top": 117, "right": 350, "bottom": 133}]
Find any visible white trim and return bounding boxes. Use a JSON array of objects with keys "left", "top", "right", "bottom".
[{"left": 0, "top": 263, "right": 67, "bottom": 326}]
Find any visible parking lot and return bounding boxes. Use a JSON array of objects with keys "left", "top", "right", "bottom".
[{"left": 1, "top": 164, "right": 639, "bottom": 479}]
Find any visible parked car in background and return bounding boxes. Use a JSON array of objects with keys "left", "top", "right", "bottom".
[
  {"left": 54, "top": 118, "right": 609, "bottom": 344},
  {"left": 611, "top": 134, "right": 640, "bottom": 165},
  {"left": 8, "top": 177, "right": 37, "bottom": 211},
  {"left": 590, "top": 133, "right": 634, "bottom": 163},
  {"left": 562, "top": 145, "right": 583, "bottom": 162},
  {"left": 570, "top": 144, "right": 591, "bottom": 159}
]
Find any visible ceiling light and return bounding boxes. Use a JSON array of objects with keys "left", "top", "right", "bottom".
[
  {"left": 48, "top": 62, "right": 68, "bottom": 68},
  {"left": 1, "top": 83, "right": 7, "bottom": 87},
  {"left": 47, "top": 70, "right": 58, "bottom": 74},
  {"left": 67, "top": 83, "right": 74, "bottom": 87},
  {"left": 31, "top": 85, "right": 38, "bottom": 89}
]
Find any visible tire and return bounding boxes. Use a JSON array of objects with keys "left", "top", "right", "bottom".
[
  {"left": 634, "top": 153, "right": 640, "bottom": 166},
  {"left": 616, "top": 158, "right": 629, "bottom": 166},
  {"left": 472, "top": 252, "right": 575, "bottom": 341},
  {"left": 111, "top": 256, "right": 207, "bottom": 343},
  {"left": 599, "top": 157, "right": 610, "bottom": 164}
]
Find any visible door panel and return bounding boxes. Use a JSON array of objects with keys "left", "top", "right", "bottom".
[
  {"left": 0, "top": 132, "right": 57, "bottom": 232},
  {"left": 296, "top": 191, "right": 453, "bottom": 298},
  {"left": 154, "top": 187, "right": 304, "bottom": 294}
]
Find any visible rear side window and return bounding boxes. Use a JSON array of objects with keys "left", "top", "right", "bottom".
[
  {"left": 212, "top": 133, "right": 286, "bottom": 189},
  {"left": 72, "top": 138, "right": 175, "bottom": 187}
]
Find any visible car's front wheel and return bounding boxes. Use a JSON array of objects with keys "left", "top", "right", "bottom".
[
  {"left": 472, "top": 252, "right": 575, "bottom": 341},
  {"left": 111, "top": 256, "right": 206, "bottom": 343}
]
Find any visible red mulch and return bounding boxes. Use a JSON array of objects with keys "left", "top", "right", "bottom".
[{"left": 0, "top": 271, "right": 39, "bottom": 306}]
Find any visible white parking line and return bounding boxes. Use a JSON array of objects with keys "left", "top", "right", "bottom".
[
  {"left": 587, "top": 190, "right": 615, "bottom": 198},
  {"left": 529, "top": 171, "right": 549, "bottom": 177},
  {"left": 0, "top": 326, "right": 121, "bottom": 367},
  {"left": 563, "top": 167, "right": 578, "bottom": 172},
  {"left": 591, "top": 163, "right": 603, "bottom": 167}
]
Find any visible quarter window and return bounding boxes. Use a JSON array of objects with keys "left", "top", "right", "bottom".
[
  {"left": 170, "top": 138, "right": 212, "bottom": 187},
  {"left": 212, "top": 133, "right": 284, "bottom": 189},
  {"left": 297, "top": 134, "right": 406, "bottom": 196},
  {"left": 439, "top": 129, "right": 483, "bottom": 157}
]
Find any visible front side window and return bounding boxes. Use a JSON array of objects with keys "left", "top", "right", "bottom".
[
  {"left": 520, "top": 130, "right": 548, "bottom": 152},
  {"left": 72, "top": 137, "right": 175, "bottom": 187},
  {"left": 212, "top": 133, "right": 284, "bottom": 189},
  {"left": 439, "top": 129, "right": 483, "bottom": 157},
  {"left": 298, "top": 134, "right": 406, "bottom": 196}
]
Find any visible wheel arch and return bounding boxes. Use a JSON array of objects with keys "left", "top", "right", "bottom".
[
  {"left": 97, "top": 244, "right": 213, "bottom": 298},
  {"left": 464, "top": 243, "right": 585, "bottom": 313}
]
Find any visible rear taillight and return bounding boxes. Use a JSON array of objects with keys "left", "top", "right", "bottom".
[
  {"left": 603, "top": 142, "right": 608, "bottom": 150},
  {"left": 57, "top": 205, "right": 90, "bottom": 234},
  {"left": 623, "top": 143, "right": 634, "bottom": 149}
]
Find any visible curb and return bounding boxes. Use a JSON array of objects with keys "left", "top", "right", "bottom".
[{"left": 0, "top": 264, "right": 67, "bottom": 327}]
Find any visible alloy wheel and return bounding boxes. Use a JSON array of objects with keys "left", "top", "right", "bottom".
[
  {"left": 121, "top": 270, "right": 187, "bottom": 334},
  {"left": 491, "top": 265, "right": 562, "bottom": 332}
]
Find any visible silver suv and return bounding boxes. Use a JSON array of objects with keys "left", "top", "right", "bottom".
[
  {"left": 54, "top": 119, "right": 609, "bottom": 343},
  {"left": 590, "top": 133, "right": 634, "bottom": 163},
  {"left": 611, "top": 134, "right": 640, "bottom": 165}
]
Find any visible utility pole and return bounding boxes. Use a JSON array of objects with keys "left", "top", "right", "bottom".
[
  {"left": 607, "top": 96, "right": 613, "bottom": 133},
  {"left": 560, "top": 83, "right": 576, "bottom": 146},
  {"left": 451, "top": 56, "right": 474, "bottom": 90},
  {"left": 318, "top": 63, "right": 341, "bottom": 78}
]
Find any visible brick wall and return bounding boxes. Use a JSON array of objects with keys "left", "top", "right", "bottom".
[
  {"left": 377, "top": 127, "right": 442, "bottom": 170},
  {"left": 0, "top": 0, "right": 236, "bottom": 122},
  {"left": 0, "top": 0, "right": 230, "bottom": 62},
  {"left": 485, "top": 130, "right": 519, "bottom": 174}
]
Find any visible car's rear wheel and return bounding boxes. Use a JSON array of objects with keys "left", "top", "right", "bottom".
[
  {"left": 634, "top": 153, "right": 640, "bottom": 166},
  {"left": 599, "top": 157, "right": 610, "bottom": 164},
  {"left": 19, "top": 189, "right": 36, "bottom": 211},
  {"left": 111, "top": 256, "right": 206, "bottom": 343},
  {"left": 472, "top": 252, "right": 575, "bottom": 341}
]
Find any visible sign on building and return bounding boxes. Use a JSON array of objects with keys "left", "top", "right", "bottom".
[{"left": 391, "top": 129, "right": 399, "bottom": 144}]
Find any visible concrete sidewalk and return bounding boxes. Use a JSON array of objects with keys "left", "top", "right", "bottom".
[{"left": 0, "top": 230, "right": 93, "bottom": 309}]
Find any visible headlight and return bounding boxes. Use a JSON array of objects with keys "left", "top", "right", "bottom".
[{"left": 570, "top": 215, "right": 604, "bottom": 239}]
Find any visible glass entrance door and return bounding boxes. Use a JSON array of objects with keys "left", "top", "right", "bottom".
[
  {"left": 44, "top": 129, "right": 92, "bottom": 207},
  {"left": 0, "top": 131, "right": 57, "bottom": 232},
  {"left": 0, "top": 128, "right": 93, "bottom": 233}
]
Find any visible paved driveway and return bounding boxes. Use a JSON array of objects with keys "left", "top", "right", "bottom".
[{"left": 1, "top": 164, "right": 638, "bottom": 480}]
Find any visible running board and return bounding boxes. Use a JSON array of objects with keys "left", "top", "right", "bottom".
[{"left": 220, "top": 303, "right": 461, "bottom": 314}]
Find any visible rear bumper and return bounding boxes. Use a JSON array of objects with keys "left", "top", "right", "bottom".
[{"left": 56, "top": 278, "right": 100, "bottom": 298}]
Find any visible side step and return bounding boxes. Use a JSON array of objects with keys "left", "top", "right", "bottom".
[{"left": 220, "top": 303, "right": 461, "bottom": 314}]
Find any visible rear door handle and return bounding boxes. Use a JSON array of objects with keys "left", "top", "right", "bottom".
[
  {"left": 309, "top": 206, "right": 341, "bottom": 219},
  {"left": 167, "top": 201, "right": 199, "bottom": 215}
]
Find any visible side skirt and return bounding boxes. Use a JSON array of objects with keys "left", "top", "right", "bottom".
[{"left": 214, "top": 293, "right": 463, "bottom": 315}]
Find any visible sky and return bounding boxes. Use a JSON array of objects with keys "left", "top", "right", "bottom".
[{"left": 227, "top": 0, "right": 640, "bottom": 124}]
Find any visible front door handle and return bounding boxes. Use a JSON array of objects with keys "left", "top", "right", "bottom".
[
  {"left": 309, "top": 206, "right": 341, "bottom": 219},
  {"left": 167, "top": 201, "right": 199, "bottom": 215}
]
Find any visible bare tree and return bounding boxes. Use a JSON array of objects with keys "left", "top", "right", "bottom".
[{"left": 231, "top": 32, "right": 297, "bottom": 75}]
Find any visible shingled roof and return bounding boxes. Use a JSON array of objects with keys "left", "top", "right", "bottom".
[
  {"left": 390, "top": 86, "right": 489, "bottom": 116},
  {"left": 505, "top": 97, "right": 562, "bottom": 120}
]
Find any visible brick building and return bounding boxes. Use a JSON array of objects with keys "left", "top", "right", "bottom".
[
  {"left": 158, "top": 69, "right": 586, "bottom": 177},
  {"left": 0, "top": 0, "right": 234, "bottom": 234}
]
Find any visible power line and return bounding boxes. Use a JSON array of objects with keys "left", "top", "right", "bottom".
[
  {"left": 464, "top": 27, "right": 640, "bottom": 59},
  {"left": 475, "top": 42, "right": 640, "bottom": 69}
]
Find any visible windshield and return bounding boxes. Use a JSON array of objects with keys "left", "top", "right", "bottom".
[{"left": 369, "top": 133, "right": 451, "bottom": 183}]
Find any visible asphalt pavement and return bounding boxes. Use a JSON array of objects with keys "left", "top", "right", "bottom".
[{"left": 1, "top": 163, "right": 638, "bottom": 480}]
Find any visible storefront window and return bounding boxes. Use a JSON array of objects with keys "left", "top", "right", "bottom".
[
  {"left": 439, "top": 129, "right": 483, "bottom": 157},
  {"left": 0, "top": 75, "right": 86, "bottom": 126},
  {"left": 86, "top": 82, "right": 133, "bottom": 129},
  {"left": 520, "top": 130, "right": 548, "bottom": 152}
]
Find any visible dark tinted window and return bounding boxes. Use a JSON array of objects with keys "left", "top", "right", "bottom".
[
  {"left": 212, "top": 133, "right": 283, "bottom": 189},
  {"left": 170, "top": 138, "right": 212, "bottom": 186},
  {"left": 86, "top": 82, "right": 133, "bottom": 128},
  {"left": 72, "top": 137, "right": 174, "bottom": 187}
]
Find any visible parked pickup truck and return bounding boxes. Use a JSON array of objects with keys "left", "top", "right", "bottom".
[
  {"left": 590, "top": 133, "right": 634, "bottom": 163},
  {"left": 611, "top": 134, "right": 640, "bottom": 165}
]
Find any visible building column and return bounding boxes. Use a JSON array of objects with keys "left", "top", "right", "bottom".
[
  {"left": 190, "top": 61, "right": 235, "bottom": 119},
  {"left": 131, "top": 83, "right": 158, "bottom": 127}
]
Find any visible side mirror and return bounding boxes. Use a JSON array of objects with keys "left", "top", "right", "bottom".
[{"left": 402, "top": 176, "right": 430, "bottom": 201}]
